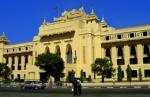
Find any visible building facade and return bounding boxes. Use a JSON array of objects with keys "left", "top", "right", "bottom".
[{"left": 0, "top": 7, "right": 150, "bottom": 81}]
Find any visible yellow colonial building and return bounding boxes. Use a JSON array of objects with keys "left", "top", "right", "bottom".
[{"left": 0, "top": 7, "right": 150, "bottom": 82}]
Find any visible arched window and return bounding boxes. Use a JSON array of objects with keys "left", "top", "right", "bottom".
[
  {"left": 66, "top": 44, "right": 72, "bottom": 64},
  {"left": 105, "top": 48, "right": 111, "bottom": 58},
  {"left": 130, "top": 46, "right": 136, "bottom": 56},
  {"left": 55, "top": 45, "right": 61, "bottom": 57},
  {"left": 118, "top": 47, "right": 123, "bottom": 56},
  {"left": 45, "top": 46, "right": 50, "bottom": 53},
  {"left": 144, "top": 44, "right": 149, "bottom": 54}
]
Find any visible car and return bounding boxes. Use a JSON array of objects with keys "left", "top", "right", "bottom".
[{"left": 21, "top": 81, "right": 46, "bottom": 90}]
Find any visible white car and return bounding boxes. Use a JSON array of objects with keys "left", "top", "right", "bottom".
[{"left": 21, "top": 81, "right": 46, "bottom": 90}]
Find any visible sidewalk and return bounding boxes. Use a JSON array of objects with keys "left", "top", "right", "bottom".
[{"left": 62, "top": 81, "right": 150, "bottom": 89}]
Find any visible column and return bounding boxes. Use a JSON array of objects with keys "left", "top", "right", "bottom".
[
  {"left": 8, "top": 57, "right": 12, "bottom": 68},
  {"left": 124, "top": 45, "right": 130, "bottom": 65},
  {"left": 111, "top": 46, "right": 117, "bottom": 67},
  {"left": 136, "top": 44, "right": 143, "bottom": 65},
  {"left": 101, "top": 47, "right": 105, "bottom": 58},
  {"left": 124, "top": 45, "right": 130, "bottom": 80},
  {"left": 15, "top": 56, "right": 18, "bottom": 70},
  {"left": 21, "top": 56, "right": 25, "bottom": 70},
  {"left": 87, "top": 34, "right": 93, "bottom": 78},
  {"left": 111, "top": 46, "right": 117, "bottom": 79},
  {"left": 28, "top": 55, "right": 32, "bottom": 65}
]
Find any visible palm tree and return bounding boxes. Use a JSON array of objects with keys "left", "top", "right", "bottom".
[
  {"left": 91, "top": 64, "right": 97, "bottom": 79},
  {"left": 94, "top": 58, "right": 115, "bottom": 82}
]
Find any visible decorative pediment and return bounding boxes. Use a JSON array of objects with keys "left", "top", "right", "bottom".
[{"left": 54, "top": 7, "right": 86, "bottom": 22}]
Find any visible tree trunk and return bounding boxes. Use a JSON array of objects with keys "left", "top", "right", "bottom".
[
  {"left": 94, "top": 72, "right": 96, "bottom": 79},
  {"left": 101, "top": 75, "right": 104, "bottom": 83}
]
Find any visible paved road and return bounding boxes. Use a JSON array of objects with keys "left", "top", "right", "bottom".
[
  {"left": 0, "top": 87, "right": 150, "bottom": 94},
  {"left": 1, "top": 87, "right": 150, "bottom": 97}
]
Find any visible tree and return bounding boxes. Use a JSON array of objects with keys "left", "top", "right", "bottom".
[
  {"left": 66, "top": 70, "right": 75, "bottom": 83},
  {"left": 117, "top": 65, "right": 123, "bottom": 82},
  {"left": 94, "top": 58, "right": 115, "bottom": 83},
  {"left": 139, "top": 68, "right": 142, "bottom": 82},
  {"left": 0, "top": 63, "right": 11, "bottom": 80},
  {"left": 80, "top": 69, "right": 85, "bottom": 83},
  {"left": 35, "top": 52, "right": 65, "bottom": 82},
  {"left": 126, "top": 64, "right": 132, "bottom": 82},
  {"left": 91, "top": 63, "right": 97, "bottom": 79}
]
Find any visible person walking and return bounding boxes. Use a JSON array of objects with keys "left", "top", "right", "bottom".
[
  {"left": 77, "top": 79, "right": 82, "bottom": 95},
  {"left": 72, "top": 79, "right": 78, "bottom": 95}
]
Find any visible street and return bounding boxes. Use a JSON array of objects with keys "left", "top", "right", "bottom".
[{"left": 0, "top": 87, "right": 150, "bottom": 97}]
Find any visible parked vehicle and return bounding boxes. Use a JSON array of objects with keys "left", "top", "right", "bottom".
[{"left": 21, "top": 81, "right": 46, "bottom": 90}]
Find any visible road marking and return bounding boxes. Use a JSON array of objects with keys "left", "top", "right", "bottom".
[
  {"left": 120, "top": 86, "right": 127, "bottom": 88},
  {"left": 133, "top": 86, "right": 141, "bottom": 88},
  {"left": 107, "top": 87, "right": 114, "bottom": 88}
]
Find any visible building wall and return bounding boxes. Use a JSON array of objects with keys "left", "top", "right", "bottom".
[{"left": 0, "top": 7, "right": 150, "bottom": 82}]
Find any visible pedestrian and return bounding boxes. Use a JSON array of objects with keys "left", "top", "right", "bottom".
[
  {"left": 72, "top": 79, "right": 78, "bottom": 95},
  {"left": 77, "top": 79, "right": 82, "bottom": 95}
]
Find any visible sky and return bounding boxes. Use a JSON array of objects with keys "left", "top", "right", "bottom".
[{"left": 0, "top": 0, "right": 150, "bottom": 44}]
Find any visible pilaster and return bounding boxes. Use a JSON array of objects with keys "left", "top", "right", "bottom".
[
  {"left": 8, "top": 57, "right": 12, "bottom": 68},
  {"left": 111, "top": 46, "right": 117, "bottom": 67},
  {"left": 21, "top": 56, "right": 25, "bottom": 70},
  {"left": 28, "top": 55, "right": 32, "bottom": 65},
  {"left": 124, "top": 45, "right": 130, "bottom": 65},
  {"left": 15, "top": 56, "right": 18, "bottom": 70}
]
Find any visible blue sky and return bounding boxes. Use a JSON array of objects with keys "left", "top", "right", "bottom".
[{"left": 0, "top": 0, "right": 150, "bottom": 44}]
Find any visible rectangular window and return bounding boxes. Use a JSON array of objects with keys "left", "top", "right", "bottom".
[
  {"left": 130, "top": 33, "right": 134, "bottom": 38},
  {"left": 143, "top": 57, "right": 150, "bottom": 64},
  {"left": 12, "top": 65, "right": 15, "bottom": 70},
  {"left": 117, "top": 59, "right": 125, "bottom": 65},
  {"left": 18, "top": 56, "right": 21, "bottom": 64},
  {"left": 17, "top": 74, "right": 20, "bottom": 80},
  {"left": 25, "top": 55, "right": 28, "bottom": 64},
  {"left": 11, "top": 74, "right": 14, "bottom": 80},
  {"left": 132, "top": 70, "right": 137, "bottom": 78},
  {"left": 143, "top": 31, "right": 147, "bottom": 36},
  {"left": 12, "top": 57, "right": 14, "bottom": 65},
  {"left": 145, "top": 70, "right": 150, "bottom": 77},
  {"left": 6, "top": 58, "right": 8, "bottom": 64},
  {"left": 122, "top": 71, "right": 124, "bottom": 78},
  {"left": 18, "top": 65, "right": 21, "bottom": 70},
  {"left": 106, "top": 36, "right": 110, "bottom": 40},
  {"left": 117, "top": 35, "right": 122, "bottom": 39},
  {"left": 130, "top": 58, "right": 137, "bottom": 64}
]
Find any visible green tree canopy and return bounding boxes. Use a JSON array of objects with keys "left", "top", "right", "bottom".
[
  {"left": 126, "top": 64, "right": 132, "bottom": 82},
  {"left": 35, "top": 52, "right": 65, "bottom": 82},
  {"left": 0, "top": 63, "right": 11, "bottom": 80},
  {"left": 139, "top": 68, "right": 142, "bottom": 82},
  {"left": 91, "top": 63, "right": 97, "bottom": 79},
  {"left": 117, "top": 65, "right": 123, "bottom": 82},
  {"left": 94, "top": 58, "right": 115, "bottom": 82}
]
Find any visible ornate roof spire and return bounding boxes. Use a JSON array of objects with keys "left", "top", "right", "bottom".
[
  {"left": 0, "top": 32, "right": 9, "bottom": 44},
  {"left": 100, "top": 16, "right": 108, "bottom": 28},
  {"left": 42, "top": 19, "right": 48, "bottom": 25},
  {"left": 1, "top": 32, "right": 6, "bottom": 37},
  {"left": 101, "top": 16, "right": 106, "bottom": 23},
  {"left": 90, "top": 8, "right": 95, "bottom": 15},
  {"left": 79, "top": 6, "right": 85, "bottom": 13}
]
